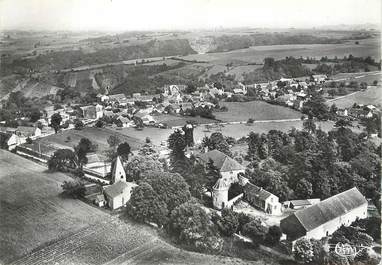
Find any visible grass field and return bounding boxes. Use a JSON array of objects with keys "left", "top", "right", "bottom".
[
  {"left": 24, "top": 127, "right": 144, "bottom": 157},
  {"left": 214, "top": 101, "right": 301, "bottom": 122},
  {"left": 180, "top": 38, "right": 380, "bottom": 64},
  {"left": 193, "top": 120, "right": 339, "bottom": 143},
  {"left": 326, "top": 85, "right": 382, "bottom": 108}
]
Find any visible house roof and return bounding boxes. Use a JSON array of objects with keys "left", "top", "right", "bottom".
[
  {"left": 104, "top": 181, "right": 137, "bottom": 198},
  {"left": 197, "top": 149, "right": 245, "bottom": 172},
  {"left": 281, "top": 187, "right": 367, "bottom": 237},
  {"left": 213, "top": 178, "right": 229, "bottom": 190},
  {"left": 290, "top": 200, "right": 312, "bottom": 207},
  {"left": 244, "top": 182, "right": 274, "bottom": 201}
]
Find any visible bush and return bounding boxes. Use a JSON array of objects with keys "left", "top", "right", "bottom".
[
  {"left": 264, "top": 225, "right": 282, "bottom": 245},
  {"left": 247, "top": 118, "right": 254, "bottom": 124},
  {"left": 242, "top": 218, "right": 268, "bottom": 244},
  {"left": 216, "top": 208, "right": 239, "bottom": 236},
  {"left": 61, "top": 180, "right": 85, "bottom": 198}
]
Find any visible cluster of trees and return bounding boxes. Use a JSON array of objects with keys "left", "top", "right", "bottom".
[
  {"left": 201, "top": 132, "right": 233, "bottom": 157},
  {"left": 243, "top": 57, "right": 312, "bottom": 83},
  {"left": 243, "top": 123, "right": 381, "bottom": 207}
]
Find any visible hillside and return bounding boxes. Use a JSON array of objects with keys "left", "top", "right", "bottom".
[{"left": 1, "top": 39, "right": 196, "bottom": 75}]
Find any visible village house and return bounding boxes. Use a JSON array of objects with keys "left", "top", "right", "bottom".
[
  {"left": 336, "top": 109, "right": 348, "bottom": 117},
  {"left": 103, "top": 181, "right": 137, "bottom": 210},
  {"left": 233, "top": 83, "right": 247, "bottom": 95},
  {"left": 134, "top": 112, "right": 155, "bottom": 125},
  {"left": 311, "top": 74, "right": 327, "bottom": 83},
  {"left": 242, "top": 179, "right": 282, "bottom": 215},
  {"left": 280, "top": 187, "right": 368, "bottom": 244},
  {"left": 0, "top": 132, "right": 23, "bottom": 150},
  {"left": 15, "top": 126, "right": 42, "bottom": 138},
  {"left": 108, "top": 93, "right": 127, "bottom": 104},
  {"left": 116, "top": 116, "right": 134, "bottom": 128}
]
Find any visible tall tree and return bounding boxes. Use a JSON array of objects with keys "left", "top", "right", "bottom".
[
  {"left": 126, "top": 182, "right": 168, "bottom": 226},
  {"left": 50, "top": 113, "right": 62, "bottom": 133}
]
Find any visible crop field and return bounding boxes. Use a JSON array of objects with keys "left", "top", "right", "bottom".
[
  {"left": 24, "top": 127, "right": 143, "bottom": 157},
  {"left": 180, "top": 38, "right": 380, "bottom": 64},
  {"left": 326, "top": 85, "right": 382, "bottom": 108},
  {"left": 0, "top": 150, "right": 109, "bottom": 264},
  {"left": 214, "top": 101, "right": 302, "bottom": 122},
  {"left": 330, "top": 71, "right": 381, "bottom": 84}
]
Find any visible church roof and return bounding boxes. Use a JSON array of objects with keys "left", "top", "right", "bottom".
[
  {"left": 281, "top": 187, "right": 367, "bottom": 238},
  {"left": 198, "top": 149, "right": 244, "bottom": 172}
]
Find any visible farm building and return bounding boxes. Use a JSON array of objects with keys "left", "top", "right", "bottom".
[
  {"left": 242, "top": 181, "right": 282, "bottom": 215},
  {"left": 280, "top": 187, "right": 367, "bottom": 244},
  {"left": 16, "top": 126, "right": 42, "bottom": 138},
  {"left": 103, "top": 181, "right": 137, "bottom": 210},
  {"left": 283, "top": 199, "right": 321, "bottom": 210}
]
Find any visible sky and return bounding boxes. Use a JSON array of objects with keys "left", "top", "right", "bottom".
[{"left": 0, "top": 0, "right": 380, "bottom": 31}]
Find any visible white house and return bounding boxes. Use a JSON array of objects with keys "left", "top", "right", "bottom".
[
  {"left": 242, "top": 180, "right": 282, "bottom": 215},
  {"left": 280, "top": 187, "right": 368, "bottom": 244},
  {"left": 103, "top": 181, "right": 137, "bottom": 210}
]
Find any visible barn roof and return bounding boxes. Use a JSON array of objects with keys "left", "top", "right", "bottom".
[
  {"left": 281, "top": 187, "right": 367, "bottom": 237},
  {"left": 244, "top": 182, "right": 274, "bottom": 201},
  {"left": 197, "top": 149, "right": 244, "bottom": 172}
]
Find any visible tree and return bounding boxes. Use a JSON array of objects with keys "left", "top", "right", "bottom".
[
  {"left": 74, "top": 138, "right": 96, "bottom": 169},
  {"left": 29, "top": 109, "right": 41, "bottom": 122},
  {"left": 50, "top": 113, "right": 62, "bottom": 133},
  {"left": 169, "top": 202, "right": 222, "bottom": 252},
  {"left": 107, "top": 134, "right": 121, "bottom": 149},
  {"left": 242, "top": 219, "right": 268, "bottom": 244},
  {"left": 328, "top": 89, "right": 336, "bottom": 98},
  {"left": 182, "top": 123, "right": 194, "bottom": 147},
  {"left": 74, "top": 119, "right": 84, "bottom": 130},
  {"left": 236, "top": 212, "right": 253, "bottom": 234},
  {"left": 335, "top": 119, "right": 352, "bottom": 128},
  {"left": 303, "top": 118, "right": 316, "bottom": 134},
  {"left": 143, "top": 171, "right": 191, "bottom": 212},
  {"left": 48, "top": 149, "right": 77, "bottom": 171},
  {"left": 295, "top": 178, "right": 313, "bottom": 198},
  {"left": 216, "top": 208, "right": 239, "bottom": 236},
  {"left": 125, "top": 155, "right": 163, "bottom": 181},
  {"left": 94, "top": 119, "right": 105, "bottom": 128},
  {"left": 205, "top": 158, "right": 221, "bottom": 194},
  {"left": 265, "top": 226, "right": 282, "bottom": 245},
  {"left": 168, "top": 129, "right": 187, "bottom": 162},
  {"left": 126, "top": 182, "right": 168, "bottom": 226},
  {"left": 61, "top": 180, "right": 85, "bottom": 198},
  {"left": 293, "top": 238, "right": 314, "bottom": 264},
  {"left": 117, "top": 142, "right": 131, "bottom": 161}
]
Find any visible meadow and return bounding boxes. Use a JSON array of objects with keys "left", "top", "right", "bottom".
[
  {"left": 24, "top": 127, "right": 143, "bottom": 157},
  {"left": 326, "top": 85, "right": 382, "bottom": 109},
  {"left": 214, "top": 101, "right": 302, "bottom": 122},
  {"left": 180, "top": 38, "right": 381, "bottom": 65}
]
